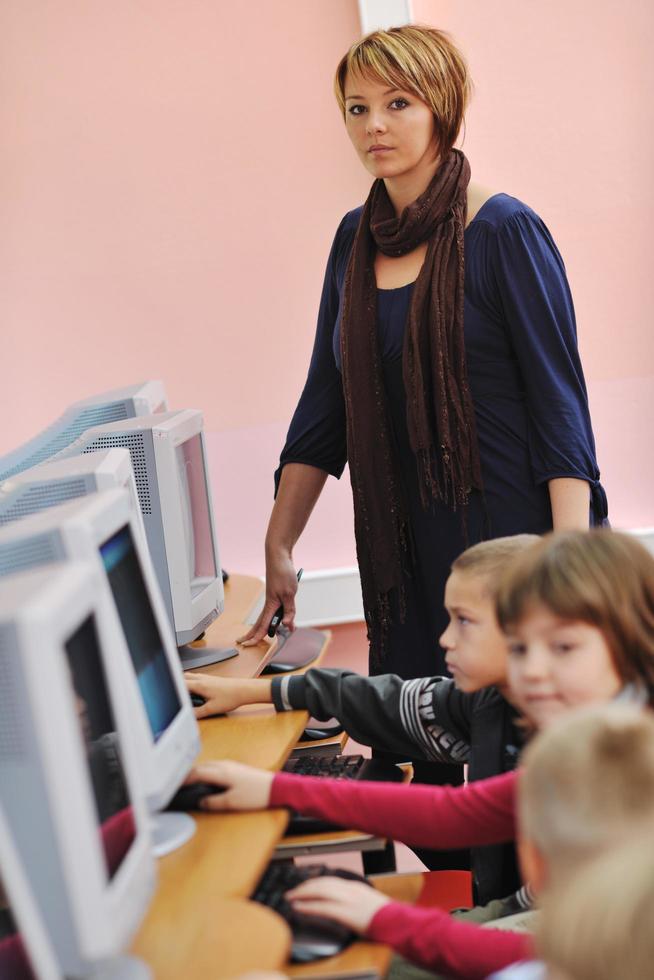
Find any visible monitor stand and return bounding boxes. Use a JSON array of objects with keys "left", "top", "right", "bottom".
[
  {"left": 177, "top": 641, "right": 239, "bottom": 670},
  {"left": 261, "top": 626, "right": 324, "bottom": 674},
  {"left": 150, "top": 811, "right": 196, "bottom": 858}
]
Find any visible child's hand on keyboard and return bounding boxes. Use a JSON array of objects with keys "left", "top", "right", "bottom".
[
  {"left": 284, "top": 876, "right": 392, "bottom": 934},
  {"left": 183, "top": 760, "right": 274, "bottom": 811}
]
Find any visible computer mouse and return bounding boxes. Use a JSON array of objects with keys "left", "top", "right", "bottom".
[
  {"left": 300, "top": 719, "right": 344, "bottom": 741},
  {"left": 165, "top": 781, "right": 226, "bottom": 811},
  {"left": 190, "top": 692, "right": 206, "bottom": 707}
]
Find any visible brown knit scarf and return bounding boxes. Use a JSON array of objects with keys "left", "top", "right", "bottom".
[{"left": 340, "top": 149, "right": 483, "bottom": 670}]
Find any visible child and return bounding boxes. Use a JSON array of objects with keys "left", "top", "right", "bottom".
[
  {"left": 488, "top": 704, "right": 654, "bottom": 979},
  {"left": 496, "top": 529, "right": 654, "bottom": 724},
  {"left": 534, "top": 834, "right": 654, "bottom": 980},
  {"left": 187, "top": 534, "right": 538, "bottom": 904},
  {"left": 183, "top": 530, "right": 654, "bottom": 979}
]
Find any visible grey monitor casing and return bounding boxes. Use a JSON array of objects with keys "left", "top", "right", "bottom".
[
  {"left": 0, "top": 563, "right": 155, "bottom": 977},
  {"left": 0, "top": 448, "right": 142, "bottom": 534},
  {"left": 0, "top": 803, "right": 60, "bottom": 979},
  {"left": 0, "top": 381, "right": 167, "bottom": 483},
  {"left": 54, "top": 411, "right": 223, "bottom": 646},
  {"left": 0, "top": 489, "right": 200, "bottom": 813}
]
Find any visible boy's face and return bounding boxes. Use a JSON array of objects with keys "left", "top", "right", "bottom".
[{"left": 440, "top": 570, "right": 509, "bottom": 693}]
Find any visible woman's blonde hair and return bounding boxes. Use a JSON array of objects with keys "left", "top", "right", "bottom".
[
  {"left": 334, "top": 25, "right": 471, "bottom": 156},
  {"left": 496, "top": 530, "right": 654, "bottom": 701},
  {"left": 537, "top": 832, "right": 654, "bottom": 980}
]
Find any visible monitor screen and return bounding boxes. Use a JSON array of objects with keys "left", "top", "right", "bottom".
[
  {"left": 0, "top": 887, "right": 37, "bottom": 980},
  {"left": 99, "top": 525, "right": 181, "bottom": 740},
  {"left": 176, "top": 434, "right": 217, "bottom": 589},
  {"left": 64, "top": 615, "right": 136, "bottom": 881}
]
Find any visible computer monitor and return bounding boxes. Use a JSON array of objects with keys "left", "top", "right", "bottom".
[
  {"left": 0, "top": 448, "right": 142, "bottom": 539},
  {"left": 0, "top": 489, "right": 201, "bottom": 856},
  {"left": 0, "top": 804, "right": 59, "bottom": 980},
  {"left": 0, "top": 381, "right": 167, "bottom": 484},
  {"left": 0, "top": 562, "right": 156, "bottom": 979},
  {"left": 55, "top": 410, "right": 235, "bottom": 669}
]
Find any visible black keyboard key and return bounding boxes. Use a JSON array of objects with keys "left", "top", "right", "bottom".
[
  {"left": 252, "top": 862, "right": 369, "bottom": 962},
  {"left": 281, "top": 754, "right": 404, "bottom": 836},
  {"left": 282, "top": 754, "right": 366, "bottom": 778}
]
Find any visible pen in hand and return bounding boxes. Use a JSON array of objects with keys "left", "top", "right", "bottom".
[{"left": 268, "top": 568, "right": 303, "bottom": 637}]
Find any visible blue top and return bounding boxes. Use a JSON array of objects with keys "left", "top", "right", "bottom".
[{"left": 276, "top": 194, "right": 606, "bottom": 677}]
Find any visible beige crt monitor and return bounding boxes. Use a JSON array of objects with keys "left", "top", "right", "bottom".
[
  {"left": 0, "top": 448, "right": 143, "bottom": 540},
  {"left": 0, "top": 381, "right": 167, "bottom": 483},
  {"left": 54, "top": 410, "right": 235, "bottom": 669},
  {"left": 0, "top": 562, "right": 156, "bottom": 979},
  {"left": 0, "top": 488, "right": 201, "bottom": 856},
  {"left": 0, "top": 804, "right": 59, "bottom": 980}
]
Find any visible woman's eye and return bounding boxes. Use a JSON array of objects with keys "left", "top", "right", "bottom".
[
  {"left": 347, "top": 104, "right": 366, "bottom": 116},
  {"left": 390, "top": 98, "right": 409, "bottom": 109}
]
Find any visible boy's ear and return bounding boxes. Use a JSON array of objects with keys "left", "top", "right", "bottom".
[{"left": 517, "top": 836, "right": 548, "bottom": 894}]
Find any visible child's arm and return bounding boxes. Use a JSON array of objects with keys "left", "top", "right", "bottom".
[
  {"left": 269, "top": 768, "right": 517, "bottom": 849},
  {"left": 366, "top": 899, "right": 532, "bottom": 979},
  {"left": 191, "top": 761, "right": 518, "bottom": 850},
  {"left": 185, "top": 668, "right": 475, "bottom": 764},
  {"left": 273, "top": 670, "right": 473, "bottom": 763},
  {"left": 284, "top": 877, "right": 532, "bottom": 980},
  {"left": 184, "top": 674, "right": 275, "bottom": 719}
]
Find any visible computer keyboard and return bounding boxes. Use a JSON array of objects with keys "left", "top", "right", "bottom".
[
  {"left": 251, "top": 861, "right": 368, "bottom": 962},
  {"left": 282, "top": 752, "right": 404, "bottom": 835},
  {"left": 283, "top": 753, "right": 367, "bottom": 778}
]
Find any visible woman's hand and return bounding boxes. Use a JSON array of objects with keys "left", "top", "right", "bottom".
[
  {"left": 237, "top": 550, "right": 299, "bottom": 647},
  {"left": 183, "top": 760, "right": 274, "bottom": 812},
  {"left": 184, "top": 674, "right": 272, "bottom": 719},
  {"left": 285, "top": 877, "right": 392, "bottom": 934}
]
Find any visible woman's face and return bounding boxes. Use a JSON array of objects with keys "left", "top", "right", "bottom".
[
  {"left": 506, "top": 604, "right": 623, "bottom": 731},
  {"left": 343, "top": 71, "right": 438, "bottom": 182}
]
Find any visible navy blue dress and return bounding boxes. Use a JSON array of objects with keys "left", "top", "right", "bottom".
[{"left": 276, "top": 194, "right": 606, "bottom": 679}]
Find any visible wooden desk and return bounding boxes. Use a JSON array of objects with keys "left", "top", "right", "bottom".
[
  {"left": 132, "top": 575, "right": 392, "bottom": 978},
  {"left": 184, "top": 573, "right": 276, "bottom": 678}
]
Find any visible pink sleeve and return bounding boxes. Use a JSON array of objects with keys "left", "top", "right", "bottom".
[
  {"left": 367, "top": 902, "right": 533, "bottom": 979},
  {"left": 270, "top": 769, "right": 517, "bottom": 849}
]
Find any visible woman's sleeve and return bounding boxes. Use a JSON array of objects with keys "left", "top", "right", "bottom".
[
  {"left": 269, "top": 769, "right": 517, "bottom": 849},
  {"left": 366, "top": 902, "right": 532, "bottom": 979},
  {"left": 273, "top": 217, "right": 351, "bottom": 494},
  {"left": 491, "top": 210, "right": 606, "bottom": 518}
]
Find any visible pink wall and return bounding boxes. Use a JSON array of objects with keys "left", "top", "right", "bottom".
[{"left": 1, "top": 1, "right": 652, "bottom": 576}]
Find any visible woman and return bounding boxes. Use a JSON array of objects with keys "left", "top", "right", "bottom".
[{"left": 240, "top": 25, "right": 605, "bottom": 684}]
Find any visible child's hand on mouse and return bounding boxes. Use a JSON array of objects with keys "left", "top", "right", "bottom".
[
  {"left": 284, "top": 876, "right": 392, "bottom": 933},
  {"left": 183, "top": 760, "right": 274, "bottom": 812},
  {"left": 184, "top": 674, "right": 272, "bottom": 719}
]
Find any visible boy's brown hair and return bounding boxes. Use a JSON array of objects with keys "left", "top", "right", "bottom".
[
  {"left": 496, "top": 530, "right": 654, "bottom": 700},
  {"left": 451, "top": 534, "right": 540, "bottom": 596}
]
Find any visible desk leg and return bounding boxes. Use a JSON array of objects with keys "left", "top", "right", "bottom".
[{"left": 363, "top": 840, "right": 397, "bottom": 875}]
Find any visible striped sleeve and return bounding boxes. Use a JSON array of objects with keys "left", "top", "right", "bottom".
[{"left": 400, "top": 678, "right": 471, "bottom": 764}]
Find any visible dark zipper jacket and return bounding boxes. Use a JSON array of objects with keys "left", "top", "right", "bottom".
[{"left": 272, "top": 668, "right": 523, "bottom": 905}]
